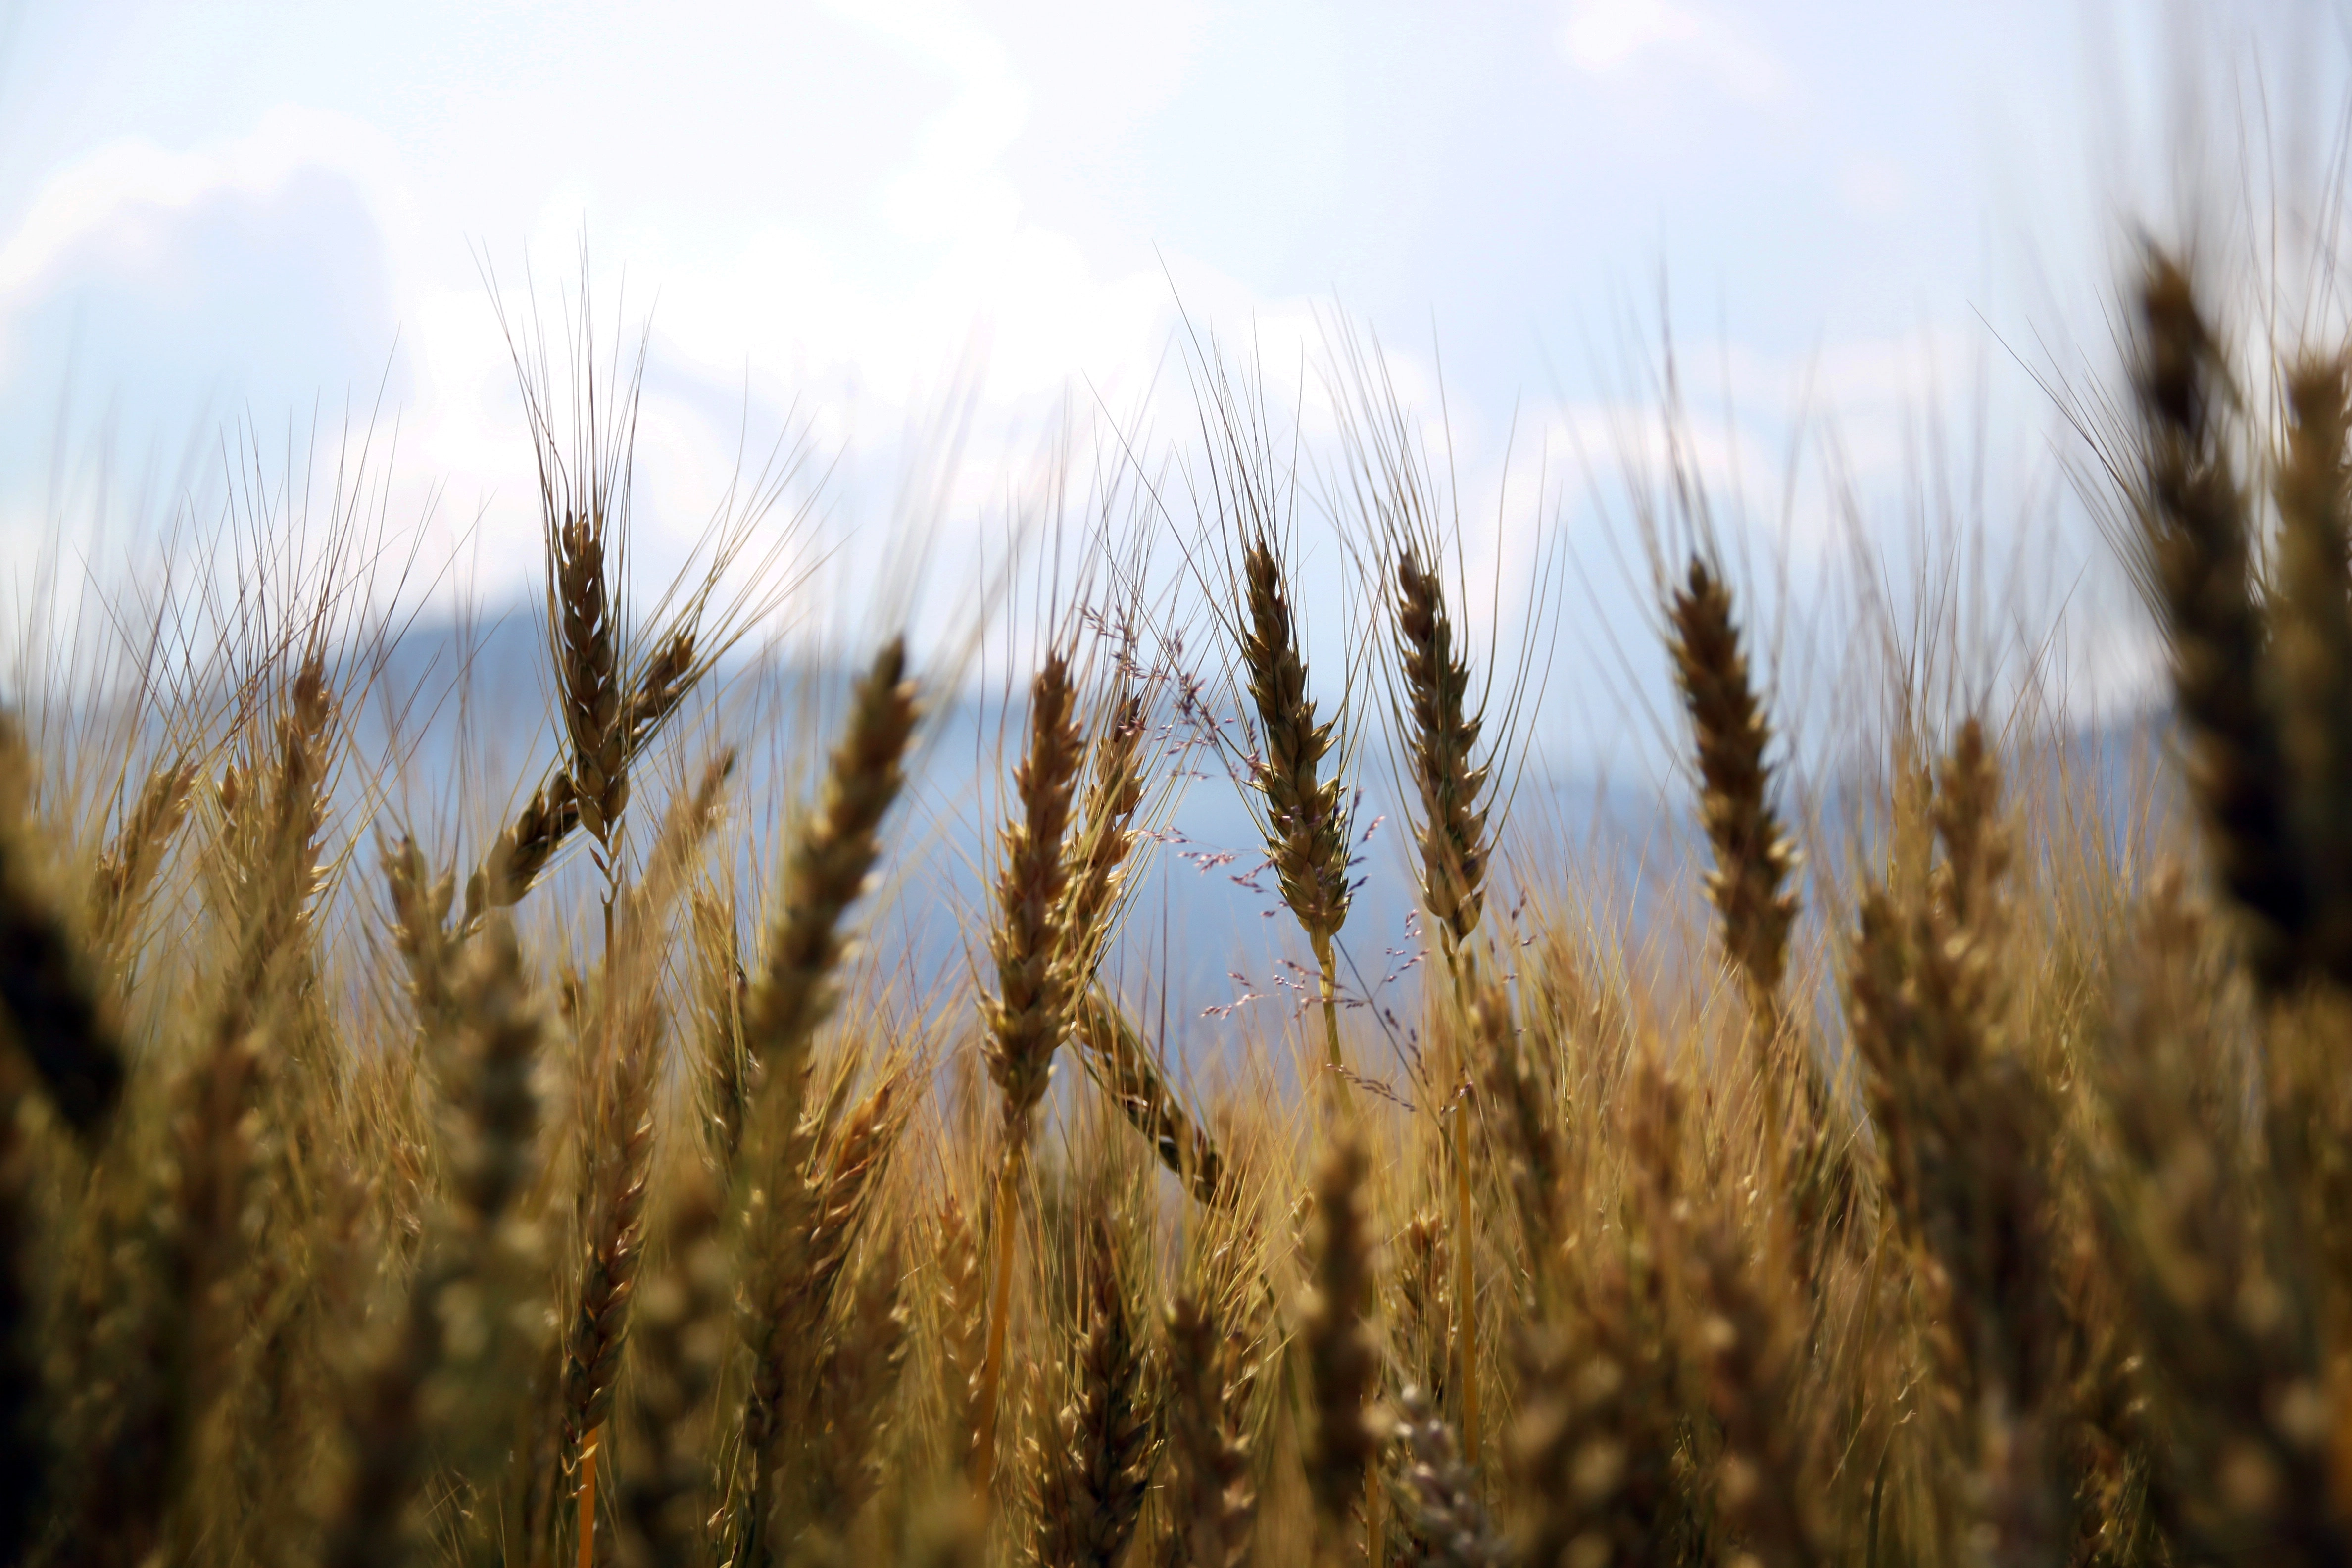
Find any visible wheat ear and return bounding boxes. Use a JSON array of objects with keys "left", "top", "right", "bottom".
[
  {"left": 327, "top": 922, "right": 546, "bottom": 1568},
  {"left": 87, "top": 757, "right": 196, "bottom": 968},
  {"left": 0, "top": 1056, "right": 44, "bottom": 1560},
  {"left": 1074, "top": 989, "right": 1226, "bottom": 1206},
  {"left": 973, "top": 650, "right": 1086, "bottom": 1499},
  {"left": 1058, "top": 687, "right": 1148, "bottom": 979},
  {"left": 615, "top": 1162, "right": 732, "bottom": 1567},
  {"left": 2130, "top": 253, "right": 2307, "bottom": 987},
  {"left": 1029, "top": 1209, "right": 1156, "bottom": 1568},
  {"left": 1164, "top": 1288, "right": 1258, "bottom": 1568},
  {"left": 1394, "top": 546, "right": 1491, "bottom": 971},
  {"left": 779, "top": 1233, "right": 912, "bottom": 1565},
  {"left": 742, "top": 636, "right": 920, "bottom": 1103},
  {"left": 937, "top": 1195, "right": 989, "bottom": 1479},
  {"left": 1303, "top": 1132, "right": 1380, "bottom": 1568},
  {"left": 552, "top": 754, "right": 732, "bottom": 1562},
  {"left": 1238, "top": 539, "right": 1355, "bottom": 1090},
  {"left": 0, "top": 717, "right": 123, "bottom": 1142},
  {"left": 2271, "top": 354, "right": 2352, "bottom": 981},
  {"left": 734, "top": 1068, "right": 908, "bottom": 1563},
  {"left": 1389, "top": 1385, "right": 1507, "bottom": 1567}
]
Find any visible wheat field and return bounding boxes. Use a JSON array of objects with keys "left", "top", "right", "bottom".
[{"left": 0, "top": 236, "right": 2341, "bottom": 1568}]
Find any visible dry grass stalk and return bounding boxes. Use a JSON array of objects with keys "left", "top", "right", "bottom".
[
  {"left": 1027, "top": 1209, "right": 1156, "bottom": 1568},
  {"left": 1237, "top": 539, "right": 1355, "bottom": 1086},
  {"left": 1163, "top": 1288, "right": 1258, "bottom": 1568}
]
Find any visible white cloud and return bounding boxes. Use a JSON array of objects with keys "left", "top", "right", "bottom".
[{"left": 1557, "top": 0, "right": 1789, "bottom": 105}]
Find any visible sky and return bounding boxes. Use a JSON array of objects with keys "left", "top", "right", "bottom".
[{"left": 0, "top": 0, "right": 2338, "bottom": 773}]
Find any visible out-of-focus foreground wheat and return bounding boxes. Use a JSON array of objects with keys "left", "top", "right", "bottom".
[{"left": 0, "top": 240, "right": 2346, "bottom": 1568}]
